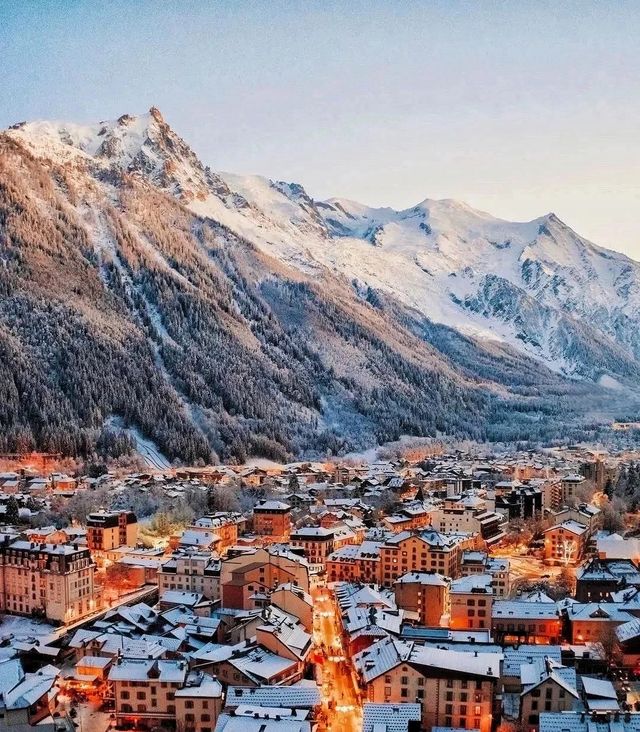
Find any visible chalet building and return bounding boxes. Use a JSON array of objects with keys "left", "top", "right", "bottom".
[
  {"left": 0, "top": 658, "right": 60, "bottom": 729},
  {"left": 86, "top": 510, "right": 138, "bottom": 551},
  {"left": 252, "top": 500, "right": 292, "bottom": 541},
  {"left": 394, "top": 571, "right": 451, "bottom": 626},
  {"left": 512, "top": 657, "right": 580, "bottom": 730},
  {"left": 193, "top": 642, "right": 303, "bottom": 688},
  {"left": 353, "top": 637, "right": 501, "bottom": 732},
  {"left": 0, "top": 538, "right": 96, "bottom": 623}
]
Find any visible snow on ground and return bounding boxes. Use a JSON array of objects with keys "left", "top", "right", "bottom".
[
  {"left": 106, "top": 417, "right": 171, "bottom": 470},
  {"left": 598, "top": 374, "right": 623, "bottom": 390},
  {"left": 0, "top": 614, "right": 56, "bottom": 640}
]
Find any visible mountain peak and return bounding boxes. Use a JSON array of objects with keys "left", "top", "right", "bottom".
[
  {"left": 5, "top": 108, "right": 232, "bottom": 203},
  {"left": 148, "top": 106, "right": 165, "bottom": 124}
]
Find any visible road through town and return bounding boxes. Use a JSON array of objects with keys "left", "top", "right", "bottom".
[{"left": 313, "top": 586, "right": 363, "bottom": 732}]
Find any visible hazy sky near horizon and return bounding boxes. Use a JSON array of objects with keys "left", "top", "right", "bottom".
[{"left": 2, "top": 0, "right": 639, "bottom": 257}]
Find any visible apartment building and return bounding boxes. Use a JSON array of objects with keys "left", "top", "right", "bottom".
[
  {"left": 289, "top": 526, "right": 335, "bottom": 565},
  {"left": 158, "top": 550, "right": 221, "bottom": 603},
  {"left": 562, "top": 602, "right": 634, "bottom": 644},
  {"left": 354, "top": 637, "right": 501, "bottom": 732},
  {"left": 549, "top": 474, "right": 587, "bottom": 509},
  {"left": 220, "top": 547, "right": 309, "bottom": 609},
  {"left": 109, "top": 658, "right": 222, "bottom": 731},
  {"left": 379, "top": 530, "right": 472, "bottom": 588},
  {"left": 492, "top": 600, "right": 562, "bottom": 644},
  {"left": 252, "top": 501, "right": 292, "bottom": 541},
  {"left": 450, "top": 574, "right": 494, "bottom": 630},
  {"left": 431, "top": 495, "right": 506, "bottom": 544},
  {"left": 394, "top": 571, "right": 450, "bottom": 626},
  {"left": 544, "top": 521, "right": 589, "bottom": 565},
  {"left": 0, "top": 538, "right": 96, "bottom": 623},
  {"left": 382, "top": 502, "right": 437, "bottom": 533},
  {"left": 186, "top": 514, "right": 244, "bottom": 554},
  {"left": 326, "top": 541, "right": 382, "bottom": 584},
  {"left": 86, "top": 510, "right": 138, "bottom": 551},
  {"left": 460, "top": 551, "right": 510, "bottom": 597}
]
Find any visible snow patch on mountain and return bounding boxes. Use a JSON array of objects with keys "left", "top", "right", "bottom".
[{"left": 9, "top": 108, "right": 640, "bottom": 383}]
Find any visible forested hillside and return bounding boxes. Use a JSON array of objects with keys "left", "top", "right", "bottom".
[{"left": 0, "top": 111, "right": 633, "bottom": 463}]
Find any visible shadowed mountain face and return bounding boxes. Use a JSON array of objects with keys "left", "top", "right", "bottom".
[{"left": 0, "top": 110, "right": 635, "bottom": 462}]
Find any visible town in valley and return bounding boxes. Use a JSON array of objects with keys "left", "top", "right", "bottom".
[{"left": 0, "top": 445, "right": 640, "bottom": 732}]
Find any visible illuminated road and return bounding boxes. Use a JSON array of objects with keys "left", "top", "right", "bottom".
[
  {"left": 313, "top": 586, "right": 363, "bottom": 732},
  {"left": 490, "top": 549, "right": 562, "bottom": 595}
]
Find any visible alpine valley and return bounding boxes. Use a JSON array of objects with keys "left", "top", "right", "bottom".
[{"left": 1, "top": 109, "right": 639, "bottom": 463}]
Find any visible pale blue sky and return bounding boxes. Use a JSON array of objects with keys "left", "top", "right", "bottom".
[{"left": 1, "top": 0, "right": 639, "bottom": 256}]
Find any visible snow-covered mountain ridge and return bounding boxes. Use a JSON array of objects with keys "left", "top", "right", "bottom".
[{"left": 8, "top": 108, "right": 640, "bottom": 383}]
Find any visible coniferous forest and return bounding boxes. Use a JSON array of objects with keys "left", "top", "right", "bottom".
[{"left": 0, "top": 133, "right": 633, "bottom": 464}]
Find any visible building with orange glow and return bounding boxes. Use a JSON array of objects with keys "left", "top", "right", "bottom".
[
  {"left": 220, "top": 547, "right": 309, "bottom": 610},
  {"left": 0, "top": 538, "right": 96, "bottom": 623},
  {"left": 379, "top": 529, "right": 472, "bottom": 588},
  {"left": 353, "top": 637, "right": 500, "bottom": 732},
  {"left": 492, "top": 600, "right": 562, "bottom": 644},
  {"left": 394, "top": 571, "right": 450, "bottom": 626},
  {"left": 109, "top": 658, "right": 222, "bottom": 731},
  {"left": 252, "top": 501, "right": 291, "bottom": 541},
  {"left": 450, "top": 574, "right": 494, "bottom": 630},
  {"left": 86, "top": 510, "right": 138, "bottom": 551},
  {"left": 544, "top": 520, "right": 589, "bottom": 565}
]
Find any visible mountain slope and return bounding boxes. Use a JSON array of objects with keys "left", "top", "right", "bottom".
[{"left": 0, "top": 109, "right": 636, "bottom": 462}]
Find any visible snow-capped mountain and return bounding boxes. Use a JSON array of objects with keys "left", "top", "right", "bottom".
[
  {"left": 9, "top": 108, "right": 640, "bottom": 384},
  {"left": 208, "top": 177, "right": 640, "bottom": 383},
  {"left": 2, "top": 108, "right": 638, "bottom": 461}
]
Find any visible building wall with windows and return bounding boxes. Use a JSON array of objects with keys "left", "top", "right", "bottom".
[{"left": 0, "top": 540, "right": 96, "bottom": 623}]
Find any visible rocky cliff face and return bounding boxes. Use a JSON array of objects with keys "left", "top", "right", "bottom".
[{"left": 0, "top": 109, "right": 635, "bottom": 462}]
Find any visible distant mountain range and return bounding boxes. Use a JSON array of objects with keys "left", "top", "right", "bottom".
[{"left": 0, "top": 108, "right": 637, "bottom": 463}]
